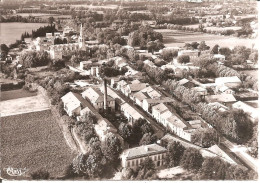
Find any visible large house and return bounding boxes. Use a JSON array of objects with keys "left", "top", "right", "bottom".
[
  {"left": 121, "top": 144, "right": 167, "bottom": 170},
  {"left": 61, "top": 92, "right": 82, "bottom": 116},
  {"left": 120, "top": 102, "right": 144, "bottom": 125},
  {"left": 82, "top": 87, "right": 115, "bottom": 112}
]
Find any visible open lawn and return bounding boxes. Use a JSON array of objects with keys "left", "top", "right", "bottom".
[
  {"left": 0, "top": 89, "right": 37, "bottom": 101},
  {"left": 0, "top": 110, "right": 76, "bottom": 179},
  {"left": 157, "top": 166, "right": 195, "bottom": 180},
  {"left": 154, "top": 29, "right": 258, "bottom": 49},
  {"left": 0, "top": 94, "right": 49, "bottom": 117}
]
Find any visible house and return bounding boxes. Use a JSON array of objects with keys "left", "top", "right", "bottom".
[
  {"left": 61, "top": 92, "right": 82, "bottom": 117},
  {"left": 152, "top": 103, "right": 169, "bottom": 122},
  {"left": 178, "top": 50, "right": 200, "bottom": 59},
  {"left": 120, "top": 102, "right": 144, "bottom": 125},
  {"left": 232, "top": 101, "right": 258, "bottom": 123},
  {"left": 123, "top": 83, "right": 148, "bottom": 97},
  {"left": 178, "top": 78, "right": 196, "bottom": 88},
  {"left": 142, "top": 97, "right": 175, "bottom": 114},
  {"left": 213, "top": 54, "right": 225, "bottom": 62},
  {"left": 140, "top": 86, "right": 162, "bottom": 99},
  {"left": 133, "top": 91, "right": 150, "bottom": 107},
  {"left": 193, "top": 87, "right": 207, "bottom": 97},
  {"left": 215, "top": 76, "right": 242, "bottom": 89},
  {"left": 205, "top": 94, "right": 237, "bottom": 107},
  {"left": 217, "top": 85, "right": 235, "bottom": 94},
  {"left": 208, "top": 102, "right": 229, "bottom": 112},
  {"left": 80, "top": 61, "right": 92, "bottom": 70},
  {"left": 121, "top": 144, "right": 167, "bottom": 170},
  {"left": 81, "top": 87, "right": 115, "bottom": 112}
]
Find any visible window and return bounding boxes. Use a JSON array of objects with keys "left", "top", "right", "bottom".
[
  {"left": 132, "top": 160, "right": 135, "bottom": 166},
  {"left": 140, "top": 159, "right": 143, "bottom": 163},
  {"left": 127, "top": 161, "right": 130, "bottom": 167},
  {"left": 136, "top": 159, "right": 138, "bottom": 165},
  {"left": 162, "top": 154, "right": 164, "bottom": 159},
  {"left": 154, "top": 156, "right": 157, "bottom": 161},
  {"left": 158, "top": 154, "right": 161, "bottom": 160}
]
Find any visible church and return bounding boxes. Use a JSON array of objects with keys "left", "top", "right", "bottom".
[{"left": 49, "top": 24, "right": 86, "bottom": 60}]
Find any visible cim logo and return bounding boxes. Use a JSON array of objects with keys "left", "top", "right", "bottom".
[{"left": 3, "top": 167, "right": 28, "bottom": 177}]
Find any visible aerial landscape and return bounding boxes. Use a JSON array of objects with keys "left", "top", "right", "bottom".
[{"left": 0, "top": 0, "right": 258, "bottom": 181}]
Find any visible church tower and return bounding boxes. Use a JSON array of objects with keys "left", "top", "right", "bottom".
[{"left": 78, "top": 24, "right": 86, "bottom": 49}]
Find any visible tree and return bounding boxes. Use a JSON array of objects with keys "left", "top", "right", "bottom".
[
  {"left": 211, "top": 44, "right": 219, "bottom": 54},
  {"left": 48, "top": 16, "right": 55, "bottom": 26},
  {"left": 198, "top": 41, "right": 210, "bottom": 51},
  {"left": 219, "top": 47, "right": 231, "bottom": 57},
  {"left": 191, "top": 128, "right": 218, "bottom": 148},
  {"left": 136, "top": 157, "right": 155, "bottom": 180},
  {"left": 165, "top": 141, "right": 186, "bottom": 167},
  {"left": 139, "top": 133, "right": 157, "bottom": 145},
  {"left": 180, "top": 148, "right": 203, "bottom": 171},
  {"left": 177, "top": 55, "right": 190, "bottom": 64},
  {"left": 118, "top": 123, "right": 133, "bottom": 141},
  {"left": 0, "top": 44, "right": 9, "bottom": 60},
  {"left": 102, "top": 132, "right": 122, "bottom": 164},
  {"left": 31, "top": 170, "right": 50, "bottom": 180}
]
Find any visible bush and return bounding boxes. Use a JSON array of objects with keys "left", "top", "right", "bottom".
[{"left": 177, "top": 55, "right": 190, "bottom": 64}]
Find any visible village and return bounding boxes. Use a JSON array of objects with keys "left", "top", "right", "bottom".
[{"left": 0, "top": 0, "right": 258, "bottom": 181}]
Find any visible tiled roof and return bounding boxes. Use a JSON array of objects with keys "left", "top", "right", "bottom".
[
  {"left": 121, "top": 102, "right": 143, "bottom": 120},
  {"left": 166, "top": 115, "right": 187, "bottom": 129},
  {"left": 123, "top": 144, "right": 167, "bottom": 160},
  {"left": 205, "top": 94, "right": 236, "bottom": 103},
  {"left": 82, "top": 87, "right": 114, "bottom": 103},
  {"left": 178, "top": 78, "right": 190, "bottom": 85},
  {"left": 152, "top": 103, "right": 168, "bottom": 113},
  {"left": 129, "top": 83, "right": 147, "bottom": 92},
  {"left": 133, "top": 91, "right": 150, "bottom": 101},
  {"left": 61, "top": 92, "right": 81, "bottom": 111}
]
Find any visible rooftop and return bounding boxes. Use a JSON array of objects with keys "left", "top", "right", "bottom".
[
  {"left": 122, "top": 144, "right": 167, "bottom": 160},
  {"left": 205, "top": 94, "right": 237, "bottom": 103}
]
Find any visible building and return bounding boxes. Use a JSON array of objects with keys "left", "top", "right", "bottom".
[
  {"left": 152, "top": 103, "right": 169, "bottom": 122},
  {"left": 121, "top": 144, "right": 167, "bottom": 170},
  {"left": 193, "top": 87, "right": 207, "bottom": 98},
  {"left": 215, "top": 76, "right": 242, "bottom": 89},
  {"left": 213, "top": 54, "right": 225, "bottom": 62},
  {"left": 205, "top": 94, "right": 237, "bottom": 107},
  {"left": 142, "top": 97, "right": 175, "bottom": 114},
  {"left": 49, "top": 24, "right": 86, "bottom": 60},
  {"left": 232, "top": 101, "right": 258, "bottom": 123},
  {"left": 178, "top": 50, "right": 200, "bottom": 59},
  {"left": 217, "top": 85, "right": 235, "bottom": 94},
  {"left": 120, "top": 102, "right": 144, "bottom": 125},
  {"left": 81, "top": 87, "right": 115, "bottom": 112},
  {"left": 61, "top": 92, "right": 82, "bottom": 117},
  {"left": 178, "top": 78, "right": 196, "bottom": 88}
]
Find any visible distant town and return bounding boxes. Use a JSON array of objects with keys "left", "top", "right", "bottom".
[{"left": 0, "top": 0, "right": 258, "bottom": 181}]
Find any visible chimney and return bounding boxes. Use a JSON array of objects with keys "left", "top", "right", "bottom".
[{"left": 103, "top": 78, "right": 108, "bottom": 111}]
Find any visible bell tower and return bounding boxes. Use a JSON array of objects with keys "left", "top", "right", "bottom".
[{"left": 78, "top": 24, "right": 86, "bottom": 49}]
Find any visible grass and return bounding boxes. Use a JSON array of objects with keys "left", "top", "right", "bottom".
[
  {"left": 154, "top": 29, "right": 257, "bottom": 49},
  {"left": 0, "top": 89, "right": 37, "bottom": 101},
  {"left": 0, "top": 110, "right": 76, "bottom": 180}
]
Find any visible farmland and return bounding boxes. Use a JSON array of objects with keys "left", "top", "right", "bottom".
[
  {"left": 15, "top": 13, "right": 72, "bottom": 19},
  {"left": 0, "top": 94, "right": 50, "bottom": 117},
  {"left": 0, "top": 89, "right": 37, "bottom": 101},
  {"left": 0, "top": 110, "right": 76, "bottom": 179},
  {"left": 154, "top": 29, "right": 258, "bottom": 49}
]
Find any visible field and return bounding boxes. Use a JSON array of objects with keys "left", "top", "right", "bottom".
[
  {"left": 15, "top": 13, "right": 72, "bottom": 19},
  {"left": 0, "top": 94, "right": 50, "bottom": 117},
  {"left": 0, "top": 89, "right": 37, "bottom": 101},
  {"left": 154, "top": 29, "right": 258, "bottom": 49},
  {"left": 70, "top": 4, "right": 118, "bottom": 9},
  {"left": 0, "top": 22, "right": 47, "bottom": 45},
  {"left": 0, "top": 110, "right": 76, "bottom": 179}
]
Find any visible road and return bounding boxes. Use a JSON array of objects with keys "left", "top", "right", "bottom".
[{"left": 152, "top": 82, "right": 258, "bottom": 172}]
